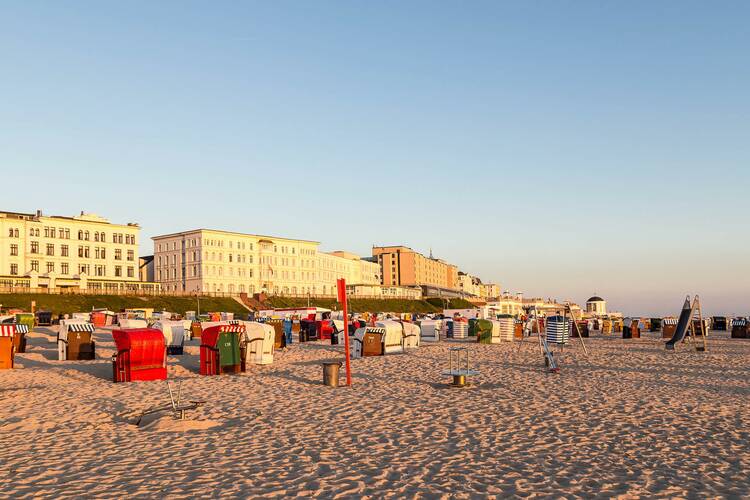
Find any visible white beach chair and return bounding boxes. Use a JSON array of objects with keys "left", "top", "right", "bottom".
[
  {"left": 375, "top": 320, "right": 406, "bottom": 354},
  {"left": 420, "top": 320, "right": 442, "bottom": 342},
  {"left": 153, "top": 320, "right": 186, "bottom": 355},
  {"left": 118, "top": 318, "right": 148, "bottom": 329},
  {"left": 400, "top": 322, "right": 421, "bottom": 349},
  {"left": 239, "top": 321, "right": 274, "bottom": 365}
]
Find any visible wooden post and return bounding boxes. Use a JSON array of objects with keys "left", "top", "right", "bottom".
[{"left": 337, "top": 279, "right": 352, "bottom": 386}]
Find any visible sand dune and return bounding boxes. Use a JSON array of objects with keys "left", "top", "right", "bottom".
[{"left": 0, "top": 327, "right": 748, "bottom": 498}]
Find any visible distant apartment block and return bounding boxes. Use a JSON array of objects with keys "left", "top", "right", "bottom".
[
  {"left": 372, "top": 246, "right": 459, "bottom": 295},
  {"left": 0, "top": 210, "right": 159, "bottom": 292}
]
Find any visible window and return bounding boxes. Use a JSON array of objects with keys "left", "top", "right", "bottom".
[
  {"left": 115, "top": 249, "right": 122, "bottom": 260},
  {"left": 8, "top": 229, "right": 13, "bottom": 237},
  {"left": 229, "top": 254, "right": 233, "bottom": 263},
  {"left": 64, "top": 229, "right": 70, "bottom": 239},
  {"left": 94, "top": 232, "right": 99, "bottom": 242},
  {"left": 30, "top": 241, "right": 39, "bottom": 254},
  {"left": 61, "top": 245, "right": 68, "bottom": 257},
  {"left": 115, "top": 266, "right": 122, "bottom": 277},
  {"left": 79, "top": 264, "right": 89, "bottom": 275},
  {"left": 127, "top": 267, "right": 134, "bottom": 278},
  {"left": 101, "top": 248, "right": 106, "bottom": 259},
  {"left": 46, "top": 244, "right": 54, "bottom": 256},
  {"left": 100, "top": 233, "right": 106, "bottom": 243},
  {"left": 95, "top": 265, "right": 105, "bottom": 277},
  {"left": 46, "top": 262, "right": 55, "bottom": 273},
  {"left": 61, "top": 263, "right": 69, "bottom": 275},
  {"left": 127, "top": 250, "right": 134, "bottom": 261},
  {"left": 31, "top": 260, "right": 39, "bottom": 272},
  {"left": 84, "top": 231, "right": 89, "bottom": 241},
  {"left": 10, "top": 264, "right": 18, "bottom": 275},
  {"left": 78, "top": 230, "right": 83, "bottom": 240},
  {"left": 10, "top": 244, "right": 17, "bottom": 256},
  {"left": 95, "top": 247, "right": 100, "bottom": 259}
]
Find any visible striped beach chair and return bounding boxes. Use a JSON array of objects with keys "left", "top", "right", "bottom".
[
  {"left": 58, "top": 321, "right": 96, "bottom": 360},
  {"left": 13, "top": 324, "right": 29, "bottom": 353},
  {"left": 545, "top": 315, "right": 570, "bottom": 345},
  {"left": 496, "top": 316, "right": 515, "bottom": 342},
  {"left": 662, "top": 317, "right": 678, "bottom": 339},
  {"left": 731, "top": 318, "right": 748, "bottom": 339},
  {"left": 0, "top": 325, "right": 15, "bottom": 369}
]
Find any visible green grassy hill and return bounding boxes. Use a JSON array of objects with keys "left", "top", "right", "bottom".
[
  {"left": 0, "top": 292, "right": 479, "bottom": 317},
  {"left": 0, "top": 293, "right": 249, "bottom": 317}
]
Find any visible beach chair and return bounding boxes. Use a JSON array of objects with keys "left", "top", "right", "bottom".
[
  {"left": 419, "top": 319, "right": 442, "bottom": 342},
  {"left": 452, "top": 317, "right": 468, "bottom": 339},
  {"left": 118, "top": 318, "right": 148, "bottom": 329},
  {"left": 317, "top": 319, "right": 334, "bottom": 342},
  {"left": 153, "top": 320, "right": 186, "bottom": 355},
  {"left": 622, "top": 318, "right": 640, "bottom": 339},
  {"left": 497, "top": 315, "right": 515, "bottom": 342},
  {"left": 649, "top": 318, "right": 662, "bottom": 332},
  {"left": 475, "top": 319, "right": 495, "bottom": 344},
  {"left": 350, "top": 327, "right": 385, "bottom": 358},
  {"left": 731, "top": 319, "right": 748, "bottom": 339},
  {"left": 35, "top": 310, "right": 52, "bottom": 326},
  {"left": 240, "top": 321, "right": 274, "bottom": 366},
  {"left": 299, "top": 319, "right": 318, "bottom": 342},
  {"left": 399, "top": 321, "right": 421, "bottom": 349},
  {"left": 712, "top": 316, "right": 728, "bottom": 331},
  {"left": 12, "top": 324, "right": 29, "bottom": 353},
  {"left": 663, "top": 318, "right": 678, "bottom": 339},
  {"left": 190, "top": 321, "right": 203, "bottom": 340},
  {"left": 112, "top": 328, "right": 167, "bottom": 382},
  {"left": 0, "top": 325, "right": 15, "bottom": 369},
  {"left": 572, "top": 320, "right": 589, "bottom": 338},
  {"left": 375, "top": 321, "right": 406, "bottom": 354},
  {"left": 58, "top": 320, "right": 96, "bottom": 361},
  {"left": 545, "top": 315, "right": 570, "bottom": 346},
  {"left": 200, "top": 324, "right": 246, "bottom": 375},
  {"left": 266, "top": 319, "right": 286, "bottom": 350}
]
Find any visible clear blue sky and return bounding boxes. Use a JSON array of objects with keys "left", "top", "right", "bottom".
[{"left": 2, "top": 1, "right": 748, "bottom": 316}]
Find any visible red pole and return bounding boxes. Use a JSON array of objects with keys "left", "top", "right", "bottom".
[{"left": 337, "top": 279, "right": 352, "bottom": 386}]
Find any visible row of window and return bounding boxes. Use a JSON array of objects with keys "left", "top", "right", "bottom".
[
  {"left": 7, "top": 227, "right": 135, "bottom": 244},
  {"left": 8, "top": 262, "right": 134, "bottom": 277},
  {"left": 18, "top": 243, "right": 134, "bottom": 260}
]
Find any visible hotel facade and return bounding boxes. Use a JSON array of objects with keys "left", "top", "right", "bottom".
[
  {"left": 372, "top": 245, "right": 459, "bottom": 294},
  {"left": 0, "top": 210, "right": 159, "bottom": 292},
  {"left": 153, "top": 229, "right": 382, "bottom": 296}
]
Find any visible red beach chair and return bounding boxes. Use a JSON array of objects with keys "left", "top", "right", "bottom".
[
  {"left": 112, "top": 328, "right": 167, "bottom": 382},
  {"left": 0, "top": 325, "right": 16, "bottom": 369},
  {"left": 200, "top": 324, "right": 246, "bottom": 376},
  {"left": 317, "top": 319, "right": 334, "bottom": 341}
]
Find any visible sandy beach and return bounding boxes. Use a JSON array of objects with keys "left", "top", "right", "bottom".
[{"left": 1, "top": 328, "right": 748, "bottom": 498}]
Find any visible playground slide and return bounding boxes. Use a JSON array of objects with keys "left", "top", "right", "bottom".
[{"left": 665, "top": 298, "right": 692, "bottom": 350}]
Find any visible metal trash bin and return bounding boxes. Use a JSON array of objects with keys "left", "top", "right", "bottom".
[{"left": 322, "top": 361, "right": 342, "bottom": 387}]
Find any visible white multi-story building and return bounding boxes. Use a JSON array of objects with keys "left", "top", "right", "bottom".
[
  {"left": 153, "top": 229, "right": 320, "bottom": 295},
  {"left": 0, "top": 210, "right": 158, "bottom": 292},
  {"left": 152, "top": 229, "right": 398, "bottom": 297}
]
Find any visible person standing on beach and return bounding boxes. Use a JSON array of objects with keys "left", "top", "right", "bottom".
[{"left": 283, "top": 314, "right": 293, "bottom": 347}]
